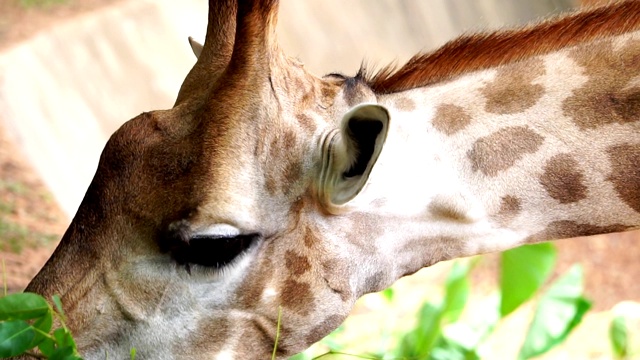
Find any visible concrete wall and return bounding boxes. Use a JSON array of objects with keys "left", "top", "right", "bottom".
[
  {"left": 0, "top": 0, "right": 575, "bottom": 216},
  {"left": 0, "top": 0, "right": 207, "bottom": 216}
]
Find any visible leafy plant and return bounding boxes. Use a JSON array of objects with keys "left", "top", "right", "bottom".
[
  {"left": 611, "top": 315, "right": 629, "bottom": 359},
  {"left": 517, "top": 265, "right": 590, "bottom": 359},
  {"left": 391, "top": 260, "right": 478, "bottom": 359},
  {"left": 500, "top": 242, "right": 556, "bottom": 317},
  {"left": 0, "top": 293, "right": 82, "bottom": 359},
  {"left": 609, "top": 303, "right": 640, "bottom": 360}
]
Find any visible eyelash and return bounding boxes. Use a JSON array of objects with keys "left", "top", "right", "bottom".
[
  {"left": 158, "top": 226, "right": 260, "bottom": 274},
  {"left": 180, "top": 234, "right": 260, "bottom": 273}
]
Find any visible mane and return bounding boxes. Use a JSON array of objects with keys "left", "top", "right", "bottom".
[{"left": 366, "top": 0, "right": 640, "bottom": 94}]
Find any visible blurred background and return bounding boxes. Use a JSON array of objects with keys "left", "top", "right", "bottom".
[{"left": 0, "top": 0, "right": 638, "bottom": 358}]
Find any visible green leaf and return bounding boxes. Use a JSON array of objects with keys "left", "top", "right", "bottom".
[
  {"left": 609, "top": 315, "right": 628, "bottom": 358},
  {"left": 0, "top": 320, "right": 35, "bottom": 357},
  {"left": 441, "top": 294, "right": 501, "bottom": 351},
  {"left": 381, "top": 288, "right": 394, "bottom": 303},
  {"left": 0, "top": 292, "right": 50, "bottom": 321},
  {"left": 500, "top": 243, "right": 557, "bottom": 317},
  {"left": 52, "top": 295, "right": 65, "bottom": 317},
  {"left": 287, "top": 354, "right": 307, "bottom": 360},
  {"left": 38, "top": 336, "right": 56, "bottom": 357},
  {"left": 518, "top": 265, "right": 591, "bottom": 360},
  {"left": 394, "top": 302, "right": 442, "bottom": 358},
  {"left": 430, "top": 337, "right": 481, "bottom": 360},
  {"left": 442, "top": 261, "right": 473, "bottom": 324},
  {"left": 394, "top": 261, "right": 476, "bottom": 358},
  {"left": 49, "top": 345, "right": 80, "bottom": 360},
  {"left": 53, "top": 327, "right": 77, "bottom": 350},
  {"left": 29, "top": 309, "right": 53, "bottom": 348}
]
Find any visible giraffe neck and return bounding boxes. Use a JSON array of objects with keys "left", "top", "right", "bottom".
[{"left": 354, "top": 30, "right": 640, "bottom": 263}]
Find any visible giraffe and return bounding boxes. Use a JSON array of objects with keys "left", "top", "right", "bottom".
[{"left": 22, "top": 0, "right": 640, "bottom": 359}]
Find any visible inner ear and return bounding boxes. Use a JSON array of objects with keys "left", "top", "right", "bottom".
[
  {"left": 343, "top": 118, "right": 384, "bottom": 178},
  {"left": 321, "top": 104, "right": 390, "bottom": 210}
]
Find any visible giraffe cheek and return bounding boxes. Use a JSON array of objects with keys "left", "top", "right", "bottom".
[
  {"left": 362, "top": 271, "right": 390, "bottom": 294},
  {"left": 320, "top": 259, "right": 356, "bottom": 302}
]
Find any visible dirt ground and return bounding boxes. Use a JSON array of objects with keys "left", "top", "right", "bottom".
[
  {"left": 0, "top": 0, "right": 120, "bottom": 51},
  {"left": 0, "top": 0, "right": 638, "bottom": 316},
  {"left": 0, "top": 125, "right": 66, "bottom": 291},
  {"left": 0, "top": 0, "right": 119, "bottom": 291}
]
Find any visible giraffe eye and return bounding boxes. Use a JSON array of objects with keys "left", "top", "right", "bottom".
[
  {"left": 177, "top": 234, "right": 260, "bottom": 270},
  {"left": 159, "top": 224, "right": 260, "bottom": 272}
]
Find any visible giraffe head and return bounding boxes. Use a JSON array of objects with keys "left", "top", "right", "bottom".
[{"left": 26, "top": 1, "right": 402, "bottom": 358}]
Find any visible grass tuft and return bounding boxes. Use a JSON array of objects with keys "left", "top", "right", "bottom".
[{"left": 18, "top": 0, "right": 68, "bottom": 9}]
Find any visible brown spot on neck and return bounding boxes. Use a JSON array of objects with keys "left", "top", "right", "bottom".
[
  {"left": 482, "top": 57, "right": 545, "bottom": 114},
  {"left": 562, "top": 39, "right": 640, "bottom": 130},
  {"left": 467, "top": 126, "right": 545, "bottom": 177},
  {"left": 394, "top": 97, "right": 416, "bottom": 112},
  {"left": 399, "top": 236, "right": 464, "bottom": 273},
  {"left": 607, "top": 143, "right": 640, "bottom": 213},
  {"left": 500, "top": 195, "right": 521, "bottom": 213},
  {"left": 527, "top": 220, "right": 630, "bottom": 242},
  {"left": 366, "top": 1, "right": 640, "bottom": 94},
  {"left": 540, "top": 153, "right": 588, "bottom": 204},
  {"left": 432, "top": 103, "right": 472, "bottom": 135},
  {"left": 496, "top": 195, "right": 522, "bottom": 225}
]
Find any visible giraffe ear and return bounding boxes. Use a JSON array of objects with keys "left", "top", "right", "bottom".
[{"left": 320, "top": 104, "right": 390, "bottom": 211}]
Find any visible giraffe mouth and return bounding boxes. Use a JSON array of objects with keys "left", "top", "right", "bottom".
[{"left": 158, "top": 225, "right": 261, "bottom": 273}]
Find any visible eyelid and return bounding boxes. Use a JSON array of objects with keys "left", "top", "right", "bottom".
[{"left": 193, "top": 224, "right": 242, "bottom": 238}]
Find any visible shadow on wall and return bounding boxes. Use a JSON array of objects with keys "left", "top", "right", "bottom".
[{"left": 0, "top": 0, "right": 575, "bottom": 216}]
